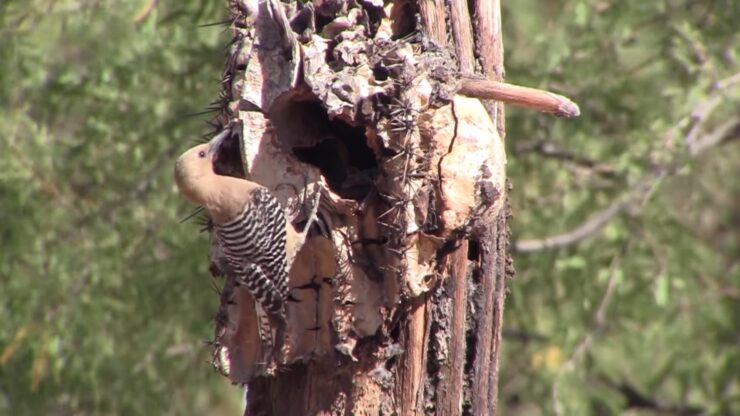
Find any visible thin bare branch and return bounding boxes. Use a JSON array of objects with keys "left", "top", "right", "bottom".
[
  {"left": 516, "top": 197, "right": 627, "bottom": 253},
  {"left": 688, "top": 116, "right": 740, "bottom": 156},
  {"left": 132, "top": 0, "right": 158, "bottom": 23},
  {"left": 716, "top": 71, "right": 740, "bottom": 89},
  {"left": 599, "top": 376, "right": 705, "bottom": 415},
  {"left": 459, "top": 77, "right": 581, "bottom": 117},
  {"left": 685, "top": 72, "right": 740, "bottom": 146},
  {"left": 516, "top": 76, "right": 738, "bottom": 253},
  {"left": 514, "top": 139, "right": 617, "bottom": 177}
]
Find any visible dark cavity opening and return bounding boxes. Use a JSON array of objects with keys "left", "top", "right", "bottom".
[
  {"left": 372, "top": 63, "right": 390, "bottom": 81},
  {"left": 313, "top": 2, "right": 341, "bottom": 34},
  {"left": 467, "top": 239, "right": 480, "bottom": 261},
  {"left": 360, "top": 2, "right": 383, "bottom": 38},
  {"left": 212, "top": 128, "right": 245, "bottom": 179},
  {"left": 390, "top": 1, "right": 416, "bottom": 39},
  {"left": 268, "top": 97, "right": 377, "bottom": 201},
  {"left": 289, "top": 3, "right": 313, "bottom": 35}
]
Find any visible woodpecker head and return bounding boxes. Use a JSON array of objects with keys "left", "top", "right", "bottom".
[
  {"left": 174, "top": 143, "right": 215, "bottom": 205},
  {"left": 173, "top": 128, "right": 231, "bottom": 205}
]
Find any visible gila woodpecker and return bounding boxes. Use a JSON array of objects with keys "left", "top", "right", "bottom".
[{"left": 173, "top": 133, "right": 298, "bottom": 329}]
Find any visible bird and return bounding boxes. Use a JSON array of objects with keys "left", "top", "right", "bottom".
[{"left": 173, "top": 130, "right": 300, "bottom": 359}]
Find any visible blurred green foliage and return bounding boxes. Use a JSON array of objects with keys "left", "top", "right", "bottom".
[
  {"left": 0, "top": 0, "right": 738, "bottom": 415},
  {"left": 1, "top": 1, "right": 242, "bottom": 414},
  {"left": 503, "top": 1, "right": 739, "bottom": 415}
]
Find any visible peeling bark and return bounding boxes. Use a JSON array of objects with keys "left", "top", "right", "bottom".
[{"left": 201, "top": 0, "right": 517, "bottom": 414}]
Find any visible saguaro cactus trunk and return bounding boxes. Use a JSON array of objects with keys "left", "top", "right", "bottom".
[{"left": 197, "top": 0, "right": 574, "bottom": 414}]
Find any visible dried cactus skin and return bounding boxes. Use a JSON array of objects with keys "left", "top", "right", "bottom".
[{"left": 202, "top": 0, "right": 509, "bottom": 408}]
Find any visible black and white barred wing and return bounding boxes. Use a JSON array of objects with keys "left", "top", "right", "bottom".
[{"left": 216, "top": 187, "right": 289, "bottom": 318}]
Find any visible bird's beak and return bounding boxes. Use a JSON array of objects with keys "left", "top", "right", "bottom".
[{"left": 207, "top": 127, "right": 231, "bottom": 156}]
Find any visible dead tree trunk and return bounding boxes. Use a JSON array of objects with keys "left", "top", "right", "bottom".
[{"left": 200, "top": 1, "right": 576, "bottom": 414}]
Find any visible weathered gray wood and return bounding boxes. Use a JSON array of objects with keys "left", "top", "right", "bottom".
[{"left": 205, "top": 1, "right": 513, "bottom": 414}]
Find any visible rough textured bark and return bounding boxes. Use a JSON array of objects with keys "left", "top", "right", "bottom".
[{"left": 203, "top": 1, "right": 515, "bottom": 414}]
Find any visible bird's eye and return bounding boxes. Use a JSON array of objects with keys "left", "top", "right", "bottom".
[{"left": 198, "top": 150, "right": 206, "bottom": 158}]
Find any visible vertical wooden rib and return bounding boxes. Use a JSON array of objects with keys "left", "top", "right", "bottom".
[
  {"left": 471, "top": 1, "right": 507, "bottom": 415},
  {"left": 418, "top": 0, "right": 447, "bottom": 45},
  {"left": 435, "top": 242, "right": 469, "bottom": 415},
  {"left": 397, "top": 300, "right": 427, "bottom": 416},
  {"left": 449, "top": 0, "right": 476, "bottom": 74}
]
